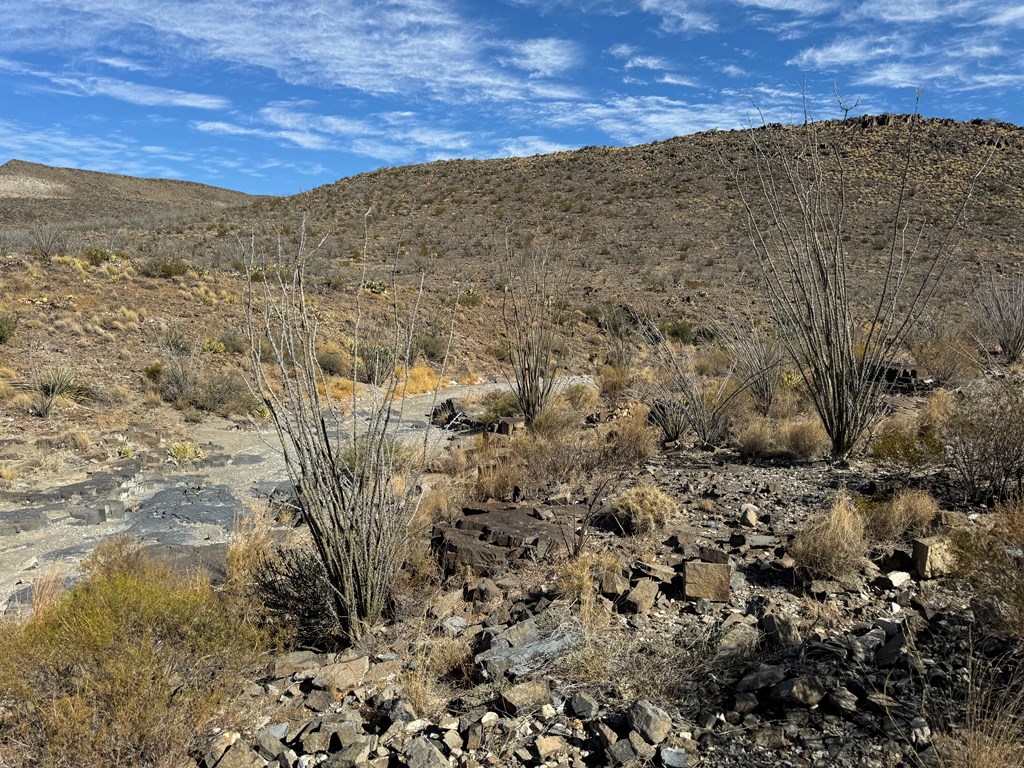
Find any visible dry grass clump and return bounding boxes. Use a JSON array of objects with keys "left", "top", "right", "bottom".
[
  {"left": 560, "top": 622, "right": 731, "bottom": 706},
  {"left": 0, "top": 538, "right": 266, "bottom": 768},
  {"left": 402, "top": 634, "right": 474, "bottom": 720},
  {"left": 606, "top": 485, "right": 678, "bottom": 535},
  {"left": 781, "top": 416, "right": 830, "bottom": 460},
  {"left": 555, "top": 552, "right": 621, "bottom": 629},
  {"left": 791, "top": 493, "right": 866, "bottom": 580},
  {"left": 598, "top": 363, "right": 633, "bottom": 403},
  {"left": 871, "top": 396, "right": 948, "bottom": 475},
  {"left": 932, "top": 655, "right": 1024, "bottom": 768},
  {"left": 394, "top": 364, "right": 441, "bottom": 398},
  {"left": 735, "top": 416, "right": 776, "bottom": 459},
  {"left": 0, "top": 464, "right": 18, "bottom": 485},
  {"left": 858, "top": 490, "right": 938, "bottom": 545}
]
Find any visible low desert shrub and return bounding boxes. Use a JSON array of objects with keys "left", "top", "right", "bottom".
[
  {"left": 790, "top": 493, "right": 866, "bottom": 579},
  {"left": 953, "top": 496, "right": 1024, "bottom": 636},
  {"left": 317, "top": 346, "right": 350, "bottom": 376},
  {"left": 479, "top": 389, "right": 520, "bottom": 427},
  {"left": 168, "top": 441, "right": 206, "bottom": 463},
  {"left": 33, "top": 365, "right": 90, "bottom": 417},
  {"left": 781, "top": 416, "right": 830, "bottom": 461},
  {"left": 0, "top": 313, "right": 17, "bottom": 345},
  {"left": 945, "top": 382, "right": 1024, "bottom": 502},
  {"left": 0, "top": 538, "right": 265, "bottom": 768},
  {"left": 605, "top": 485, "right": 678, "bottom": 535},
  {"left": 859, "top": 489, "right": 938, "bottom": 544},
  {"left": 254, "top": 546, "right": 343, "bottom": 648},
  {"left": 871, "top": 410, "right": 946, "bottom": 475}
]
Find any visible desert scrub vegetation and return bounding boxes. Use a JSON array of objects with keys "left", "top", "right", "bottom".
[
  {"left": 954, "top": 496, "right": 1024, "bottom": 636},
  {"left": 0, "top": 538, "right": 266, "bottom": 768},
  {"left": 975, "top": 276, "right": 1024, "bottom": 365},
  {"left": 32, "top": 364, "right": 91, "bottom": 417},
  {"left": 605, "top": 484, "right": 678, "bottom": 535},
  {"left": 243, "top": 217, "right": 445, "bottom": 644},
  {"left": 945, "top": 381, "right": 1024, "bottom": 502},
  {"left": 0, "top": 312, "right": 17, "bottom": 344},
  {"left": 790, "top": 492, "right": 867, "bottom": 580},
  {"left": 502, "top": 233, "right": 563, "bottom": 425},
  {"left": 736, "top": 102, "right": 988, "bottom": 458},
  {"left": 871, "top": 391, "right": 953, "bottom": 476}
]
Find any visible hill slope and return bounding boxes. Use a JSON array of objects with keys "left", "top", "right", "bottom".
[
  {"left": 181, "top": 115, "right": 1021, "bottom": 320},
  {"left": 0, "top": 159, "right": 257, "bottom": 227}
]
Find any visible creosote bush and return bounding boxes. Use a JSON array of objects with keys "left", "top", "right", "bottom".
[
  {"left": 945, "top": 381, "right": 1024, "bottom": 502},
  {"left": 0, "top": 537, "right": 266, "bottom": 768},
  {"left": 0, "top": 313, "right": 17, "bottom": 345}
]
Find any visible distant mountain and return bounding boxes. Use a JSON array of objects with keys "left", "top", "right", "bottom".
[{"left": 0, "top": 159, "right": 258, "bottom": 227}]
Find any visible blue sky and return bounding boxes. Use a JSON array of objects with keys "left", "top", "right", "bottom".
[{"left": 2, "top": 1, "right": 1022, "bottom": 195}]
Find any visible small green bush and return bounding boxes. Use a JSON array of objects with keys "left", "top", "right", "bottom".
[
  {"left": 479, "top": 389, "right": 521, "bottom": 427},
  {"left": 661, "top": 320, "right": 695, "bottom": 344},
  {"left": 0, "top": 538, "right": 265, "bottom": 768},
  {"left": 138, "top": 255, "right": 192, "bottom": 279},
  {"left": 317, "top": 348, "right": 348, "bottom": 376},
  {"left": 0, "top": 313, "right": 17, "bottom": 345}
]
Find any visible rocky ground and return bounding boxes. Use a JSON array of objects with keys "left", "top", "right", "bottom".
[{"left": 2, "top": 383, "right": 1019, "bottom": 768}]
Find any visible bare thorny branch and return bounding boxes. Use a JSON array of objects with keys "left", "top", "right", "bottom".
[
  {"left": 242, "top": 213, "right": 454, "bottom": 643},
  {"left": 731, "top": 97, "right": 992, "bottom": 457}
]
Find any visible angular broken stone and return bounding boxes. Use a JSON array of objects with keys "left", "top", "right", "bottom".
[
  {"left": 736, "top": 664, "right": 787, "bottom": 693},
  {"left": 405, "top": 736, "right": 448, "bottom": 768},
  {"left": 770, "top": 676, "right": 826, "bottom": 707},
  {"left": 570, "top": 690, "right": 600, "bottom": 719},
  {"left": 312, "top": 656, "right": 370, "bottom": 696},
  {"left": 682, "top": 561, "right": 730, "bottom": 602},
  {"left": 913, "top": 535, "right": 955, "bottom": 579},
  {"left": 622, "top": 578, "right": 659, "bottom": 614},
  {"left": 627, "top": 699, "right": 672, "bottom": 745},
  {"left": 535, "top": 734, "right": 568, "bottom": 759},
  {"left": 499, "top": 679, "right": 551, "bottom": 716}
]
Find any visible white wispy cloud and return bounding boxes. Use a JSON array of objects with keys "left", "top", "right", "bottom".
[
  {"left": 658, "top": 73, "right": 699, "bottom": 87},
  {"left": 789, "top": 36, "right": 901, "bottom": 69},
  {"left": 499, "top": 136, "right": 575, "bottom": 156},
  {"left": 639, "top": 0, "right": 717, "bottom": 32},
  {"left": 625, "top": 55, "right": 669, "bottom": 69},
  {"left": 734, "top": 0, "right": 835, "bottom": 12},
  {"left": 0, "top": 0, "right": 582, "bottom": 107},
  {"left": 94, "top": 56, "right": 148, "bottom": 71},
  {"left": 50, "top": 75, "right": 230, "bottom": 109},
  {"left": 851, "top": 0, "right": 980, "bottom": 24},
  {"left": 504, "top": 38, "right": 582, "bottom": 77}
]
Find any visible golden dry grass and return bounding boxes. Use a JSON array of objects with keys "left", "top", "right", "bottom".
[
  {"left": 607, "top": 485, "right": 678, "bottom": 535},
  {"left": 791, "top": 492, "right": 866, "bottom": 580}
]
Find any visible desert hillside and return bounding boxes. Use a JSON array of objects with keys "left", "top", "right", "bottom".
[
  {"left": 0, "top": 158, "right": 258, "bottom": 227},
  {"left": 1, "top": 116, "right": 1024, "bottom": 768}
]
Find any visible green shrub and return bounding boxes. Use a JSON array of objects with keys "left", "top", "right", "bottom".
[
  {"left": 459, "top": 287, "right": 484, "bottom": 307},
  {"left": 138, "top": 255, "right": 192, "bottom": 279},
  {"left": 317, "top": 348, "right": 349, "bottom": 376},
  {"left": 479, "top": 389, "right": 520, "bottom": 427},
  {"left": 0, "top": 313, "right": 17, "bottom": 345},
  {"left": 0, "top": 538, "right": 265, "bottom": 768},
  {"left": 661, "top": 320, "right": 695, "bottom": 344}
]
